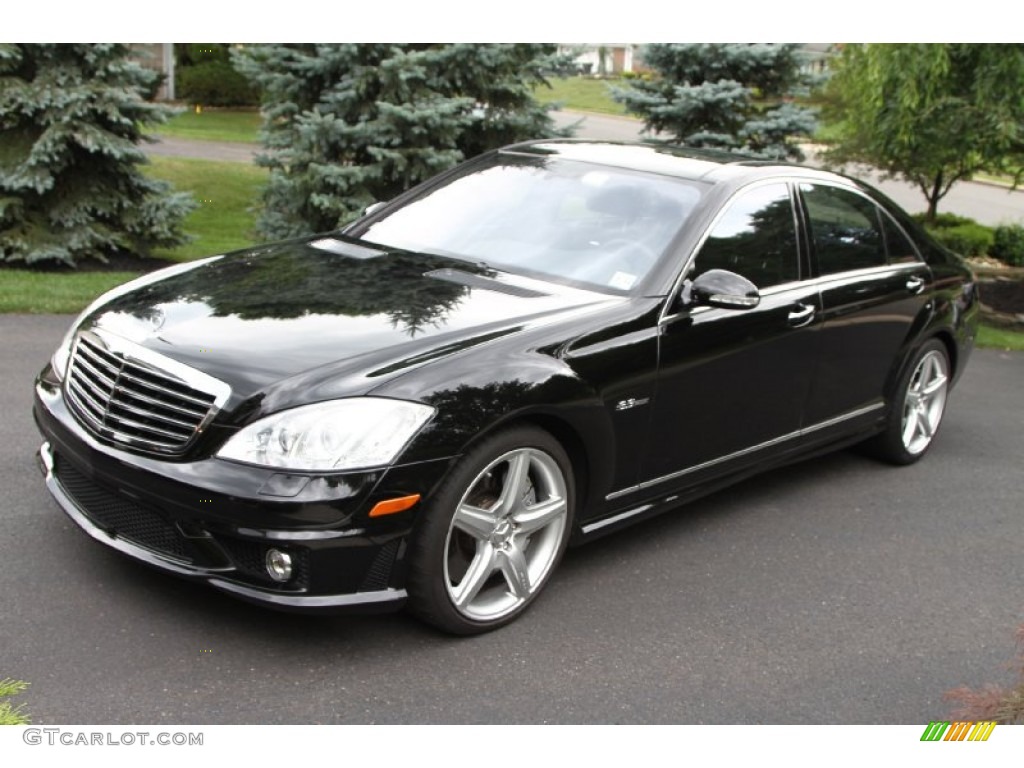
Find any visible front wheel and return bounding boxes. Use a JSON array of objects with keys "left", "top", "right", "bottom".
[
  {"left": 866, "top": 339, "right": 951, "bottom": 465},
  {"left": 406, "top": 426, "right": 575, "bottom": 635}
]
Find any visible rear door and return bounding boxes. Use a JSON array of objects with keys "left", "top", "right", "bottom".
[{"left": 797, "top": 182, "right": 932, "bottom": 428}]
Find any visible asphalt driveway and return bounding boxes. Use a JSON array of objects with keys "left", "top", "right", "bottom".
[{"left": 1, "top": 315, "right": 1021, "bottom": 723}]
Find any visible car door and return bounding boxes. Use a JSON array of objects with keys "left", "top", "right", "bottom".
[
  {"left": 637, "top": 181, "right": 822, "bottom": 489},
  {"left": 796, "top": 182, "right": 933, "bottom": 428}
]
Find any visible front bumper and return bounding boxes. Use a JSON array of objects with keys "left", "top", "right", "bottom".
[{"left": 34, "top": 374, "right": 455, "bottom": 613}]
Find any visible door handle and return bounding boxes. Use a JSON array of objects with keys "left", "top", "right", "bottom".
[
  {"left": 787, "top": 303, "right": 815, "bottom": 327},
  {"left": 906, "top": 276, "right": 926, "bottom": 294}
]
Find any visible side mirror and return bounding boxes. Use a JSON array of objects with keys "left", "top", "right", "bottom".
[
  {"left": 363, "top": 201, "right": 387, "bottom": 218},
  {"left": 688, "top": 269, "right": 760, "bottom": 310}
]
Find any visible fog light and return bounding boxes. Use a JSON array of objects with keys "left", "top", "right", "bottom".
[{"left": 265, "top": 549, "right": 293, "bottom": 583}]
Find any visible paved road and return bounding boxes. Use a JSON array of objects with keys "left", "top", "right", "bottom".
[
  {"left": 147, "top": 135, "right": 257, "bottom": 164},
  {"left": 148, "top": 112, "right": 1024, "bottom": 227},
  {"left": 2, "top": 315, "right": 1021, "bottom": 724}
]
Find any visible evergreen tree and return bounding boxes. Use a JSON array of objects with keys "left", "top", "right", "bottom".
[
  {"left": 822, "top": 44, "right": 1024, "bottom": 221},
  {"left": 0, "top": 44, "right": 194, "bottom": 267},
  {"left": 614, "top": 44, "right": 817, "bottom": 161},
  {"left": 233, "top": 44, "right": 568, "bottom": 240}
]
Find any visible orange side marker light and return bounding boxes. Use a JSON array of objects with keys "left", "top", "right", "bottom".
[{"left": 368, "top": 494, "right": 421, "bottom": 518}]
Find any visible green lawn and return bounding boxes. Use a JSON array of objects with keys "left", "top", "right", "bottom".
[
  {"left": 148, "top": 155, "right": 266, "bottom": 260},
  {"left": 154, "top": 83, "right": 632, "bottom": 139},
  {"left": 0, "top": 270, "right": 138, "bottom": 314},
  {"left": 977, "top": 323, "right": 1024, "bottom": 351},
  {"left": 0, "top": 156, "right": 266, "bottom": 314},
  {"left": 153, "top": 108, "right": 261, "bottom": 144},
  {"left": 535, "top": 77, "right": 628, "bottom": 116}
]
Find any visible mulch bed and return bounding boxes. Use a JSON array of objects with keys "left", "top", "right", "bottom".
[
  {"left": 2, "top": 253, "right": 174, "bottom": 274},
  {"left": 981, "top": 279, "right": 1024, "bottom": 313},
  {"left": 979, "top": 277, "right": 1024, "bottom": 322}
]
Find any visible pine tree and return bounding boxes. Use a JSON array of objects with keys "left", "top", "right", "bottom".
[
  {"left": 233, "top": 44, "right": 568, "bottom": 240},
  {"left": 614, "top": 44, "right": 817, "bottom": 161},
  {"left": 0, "top": 44, "right": 194, "bottom": 267}
]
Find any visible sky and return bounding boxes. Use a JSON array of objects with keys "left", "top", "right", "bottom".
[{"left": 8, "top": 2, "right": 1015, "bottom": 43}]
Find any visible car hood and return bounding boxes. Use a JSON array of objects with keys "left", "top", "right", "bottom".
[{"left": 80, "top": 236, "right": 618, "bottom": 411}]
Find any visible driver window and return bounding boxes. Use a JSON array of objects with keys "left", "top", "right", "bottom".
[{"left": 695, "top": 183, "right": 799, "bottom": 288}]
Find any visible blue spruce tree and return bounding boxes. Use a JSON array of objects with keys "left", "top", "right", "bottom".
[
  {"left": 0, "top": 44, "right": 194, "bottom": 266},
  {"left": 614, "top": 44, "right": 817, "bottom": 161},
  {"left": 233, "top": 44, "right": 569, "bottom": 240}
]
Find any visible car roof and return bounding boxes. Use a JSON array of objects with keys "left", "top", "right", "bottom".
[{"left": 500, "top": 138, "right": 851, "bottom": 189}]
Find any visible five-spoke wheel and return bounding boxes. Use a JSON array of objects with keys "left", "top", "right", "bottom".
[
  {"left": 407, "top": 426, "right": 574, "bottom": 634},
  {"left": 901, "top": 348, "right": 949, "bottom": 456},
  {"left": 866, "top": 339, "right": 951, "bottom": 465}
]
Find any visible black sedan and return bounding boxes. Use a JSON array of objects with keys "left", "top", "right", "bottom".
[{"left": 33, "top": 140, "right": 979, "bottom": 634}]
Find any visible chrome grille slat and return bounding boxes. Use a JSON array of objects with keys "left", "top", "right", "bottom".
[
  {"left": 77, "top": 337, "right": 122, "bottom": 369},
  {"left": 64, "top": 329, "right": 230, "bottom": 456},
  {"left": 105, "top": 398, "right": 198, "bottom": 430},
  {"left": 107, "top": 432, "right": 183, "bottom": 451},
  {"left": 71, "top": 353, "right": 119, "bottom": 392},
  {"left": 67, "top": 377, "right": 108, "bottom": 422},
  {"left": 113, "top": 386, "right": 208, "bottom": 420},
  {"left": 104, "top": 411, "right": 193, "bottom": 440},
  {"left": 116, "top": 370, "right": 216, "bottom": 408}
]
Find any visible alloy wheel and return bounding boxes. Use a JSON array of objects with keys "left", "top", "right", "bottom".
[
  {"left": 443, "top": 447, "right": 569, "bottom": 622},
  {"left": 901, "top": 349, "right": 949, "bottom": 455}
]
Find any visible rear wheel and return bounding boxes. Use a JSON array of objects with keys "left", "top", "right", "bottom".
[
  {"left": 406, "top": 426, "right": 574, "bottom": 635},
  {"left": 866, "top": 339, "right": 950, "bottom": 465}
]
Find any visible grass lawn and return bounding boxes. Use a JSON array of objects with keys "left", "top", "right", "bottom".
[
  {"left": 977, "top": 323, "right": 1024, "bottom": 351},
  {"left": 154, "top": 85, "right": 633, "bottom": 138},
  {"left": 534, "top": 77, "right": 628, "bottom": 116},
  {"left": 147, "top": 155, "right": 267, "bottom": 260},
  {"left": 0, "top": 270, "right": 139, "bottom": 314},
  {"left": 0, "top": 156, "right": 266, "bottom": 314},
  {"left": 153, "top": 108, "right": 261, "bottom": 144}
]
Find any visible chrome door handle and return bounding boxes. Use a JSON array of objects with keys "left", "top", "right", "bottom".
[
  {"left": 906, "top": 276, "right": 926, "bottom": 294},
  {"left": 787, "top": 303, "right": 815, "bottom": 327}
]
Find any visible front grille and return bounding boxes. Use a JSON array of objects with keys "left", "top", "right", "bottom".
[
  {"left": 54, "top": 454, "right": 191, "bottom": 562},
  {"left": 65, "top": 330, "right": 226, "bottom": 455}
]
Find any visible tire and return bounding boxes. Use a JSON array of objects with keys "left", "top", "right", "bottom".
[
  {"left": 406, "top": 426, "right": 575, "bottom": 635},
  {"left": 865, "top": 339, "right": 951, "bottom": 465}
]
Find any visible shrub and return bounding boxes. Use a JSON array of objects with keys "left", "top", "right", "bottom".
[
  {"left": 927, "top": 222, "right": 995, "bottom": 257},
  {"left": 990, "top": 224, "right": 1024, "bottom": 267},
  {"left": 912, "top": 211, "right": 978, "bottom": 229},
  {"left": 177, "top": 61, "right": 258, "bottom": 107},
  {"left": 946, "top": 623, "right": 1024, "bottom": 724},
  {"left": 0, "top": 678, "right": 30, "bottom": 725}
]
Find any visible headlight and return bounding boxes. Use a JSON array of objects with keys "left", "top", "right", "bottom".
[{"left": 216, "top": 398, "right": 435, "bottom": 471}]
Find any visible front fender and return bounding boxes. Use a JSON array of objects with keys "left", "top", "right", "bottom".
[{"left": 374, "top": 349, "right": 616, "bottom": 513}]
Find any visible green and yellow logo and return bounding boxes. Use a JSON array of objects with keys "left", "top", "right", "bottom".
[{"left": 920, "top": 721, "right": 996, "bottom": 741}]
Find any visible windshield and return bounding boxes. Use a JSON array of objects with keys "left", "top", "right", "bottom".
[{"left": 353, "top": 155, "right": 705, "bottom": 293}]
